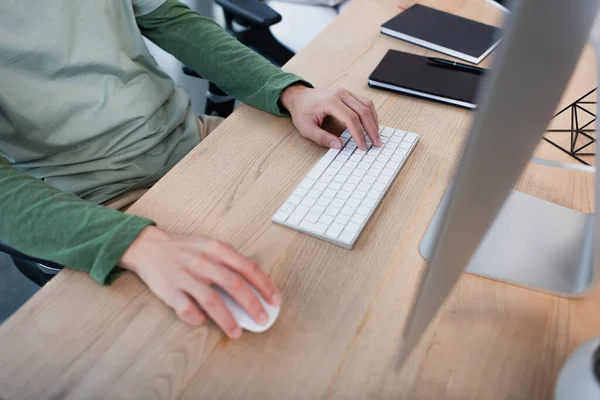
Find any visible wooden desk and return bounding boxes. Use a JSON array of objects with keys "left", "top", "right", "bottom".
[{"left": 1, "top": 1, "right": 597, "bottom": 398}]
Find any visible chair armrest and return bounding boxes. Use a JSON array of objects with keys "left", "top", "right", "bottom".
[
  {"left": 0, "top": 240, "right": 63, "bottom": 270},
  {"left": 215, "top": 0, "right": 282, "bottom": 27}
]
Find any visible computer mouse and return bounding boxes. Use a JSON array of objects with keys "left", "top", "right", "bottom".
[{"left": 214, "top": 286, "right": 280, "bottom": 333}]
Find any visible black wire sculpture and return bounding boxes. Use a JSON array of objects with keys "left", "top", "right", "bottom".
[{"left": 543, "top": 88, "right": 596, "bottom": 166}]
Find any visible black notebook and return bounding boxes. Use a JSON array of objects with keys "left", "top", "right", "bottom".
[
  {"left": 368, "top": 50, "right": 484, "bottom": 109},
  {"left": 381, "top": 4, "right": 501, "bottom": 64}
]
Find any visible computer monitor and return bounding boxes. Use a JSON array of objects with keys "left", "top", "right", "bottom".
[{"left": 396, "top": 0, "right": 600, "bottom": 368}]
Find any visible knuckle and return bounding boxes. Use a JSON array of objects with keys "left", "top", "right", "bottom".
[
  {"left": 211, "top": 240, "right": 228, "bottom": 253},
  {"left": 335, "top": 88, "right": 347, "bottom": 97},
  {"left": 225, "top": 274, "right": 245, "bottom": 291},
  {"left": 202, "top": 289, "right": 220, "bottom": 309},
  {"left": 361, "top": 105, "right": 372, "bottom": 116},
  {"left": 177, "top": 301, "right": 196, "bottom": 318},
  {"left": 349, "top": 113, "right": 360, "bottom": 124}
]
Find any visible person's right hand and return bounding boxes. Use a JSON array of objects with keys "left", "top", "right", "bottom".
[{"left": 118, "top": 226, "right": 281, "bottom": 339}]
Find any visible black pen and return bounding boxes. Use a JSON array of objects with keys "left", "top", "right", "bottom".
[{"left": 427, "top": 57, "right": 487, "bottom": 74}]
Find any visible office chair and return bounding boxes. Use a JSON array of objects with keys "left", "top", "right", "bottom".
[
  {"left": 0, "top": 241, "right": 62, "bottom": 286},
  {"left": 185, "top": 0, "right": 351, "bottom": 117}
]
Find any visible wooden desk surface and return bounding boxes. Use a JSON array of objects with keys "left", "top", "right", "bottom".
[{"left": 1, "top": 1, "right": 598, "bottom": 399}]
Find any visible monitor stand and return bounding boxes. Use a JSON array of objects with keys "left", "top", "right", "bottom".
[{"left": 419, "top": 180, "right": 596, "bottom": 297}]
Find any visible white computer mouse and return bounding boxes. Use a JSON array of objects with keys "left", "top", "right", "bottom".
[{"left": 214, "top": 286, "right": 280, "bottom": 333}]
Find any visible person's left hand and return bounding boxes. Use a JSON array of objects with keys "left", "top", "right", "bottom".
[{"left": 280, "top": 85, "right": 382, "bottom": 151}]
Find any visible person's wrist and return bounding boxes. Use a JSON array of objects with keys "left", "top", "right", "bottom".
[
  {"left": 119, "top": 225, "right": 167, "bottom": 274},
  {"left": 280, "top": 84, "right": 310, "bottom": 114}
]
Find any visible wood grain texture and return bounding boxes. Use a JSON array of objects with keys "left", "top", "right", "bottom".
[{"left": 0, "top": 0, "right": 598, "bottom": 399}]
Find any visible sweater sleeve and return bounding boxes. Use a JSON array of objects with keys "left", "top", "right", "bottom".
[
  {"left": 0, "top": 156, "right": 155, "bottom": 285},
  {"left": 136, "top": 0, "right": 312, "bottom": 116}
]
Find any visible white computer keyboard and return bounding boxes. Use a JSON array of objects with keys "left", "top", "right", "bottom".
[{"left": 272, "top": 126, "right": 419, "bottom": 248}]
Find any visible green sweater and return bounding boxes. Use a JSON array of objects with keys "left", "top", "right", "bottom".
[{"left": 0, "top": 0, "right": 306, "bottom": 285}]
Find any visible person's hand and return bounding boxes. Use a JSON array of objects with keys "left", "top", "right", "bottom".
[
  {"left": 280, "top": 85, "right": 382, "bottom": 151},
  {"left": 119, "top": 226, "right": 281, "bottom": 339}
]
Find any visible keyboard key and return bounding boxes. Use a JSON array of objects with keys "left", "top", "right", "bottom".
[
  {"left": 377, "top": 155, "right": 391, "bottom": 164},
  {"left": 337, "top": 191, "right": 352, "bottom": 200},
  {"left": 368, "top": 147, "right": 381, "bottom": 156},
  {"left": 363, "top": 198, "right": 377, "bottom": 207},
  {"left": 356, "top": 205, "right": 371, "bottom": 215},
  {"left": 325, "top": 206, "right": 340, "bottom": 217},
  {"left": 319, "top": 174, "right": 334, "bottom": 184},
  {"left": 281, "top": 203, "right": 295, "bottom": 213},
  {"left": 350, "top": 154, "right": 362, "bottom": 162},
  {"left": 345, "top": 160, "right": 358, "bottom": 169},
  {"left": 323, "top": 168, "right": 337, "bottom": 177},
  {"left": 351, "top": 190, "right": 367, "bottom": 200},
  {"left": 341, "top": 205, "right": 355, "bottom": 216},
  {"left": 326, "top": 223, "right": 345, "bottom": 239},
  {"left": 357, "top": 182, "right": 371, "bottom": 192},
  {"left": 307, "top": 188, "right": 322, "bottom": 198},
  {"left": 362, "top": 175, "right": 375, "bottom": 184},
  {"left": 322, "top": 188, "right": 337, "bottom": 199},
  {"left": 387, "top": 161, "right": 400, "bottom": 170},
  {"left": 380, "top": 136, "right": 390, "bottom": 144},
  {"left": 377, "top": 175, "right": 392, "bottom": 185},
  {"left": 331, "top": 160, "right": 344, "bottom": 169},
  {"left": 314, "top": 182, "right": 327, "bottom": 191},
  {"left": 381, "top": 127, "right": 394, "bottom": 137},
  {"left": 288, "top": 194, "right": 302, "bottom": 205},
  {"left": 340, "top": 137, "right": 350, "bottom": 147},
  {"left": 373, "top": 182, "right": 386, "bottom": 191},
  {"left": 381, "top": 168, "right": 394, "bottom": 177},
  {"left": 336, "top": 154, "right": 350, "bottom": 163},
  {"left": 299, "top": 221, "right": 328, "bottom": 235},
  {"left": 342, "top": 183, "right": 357, "bottom": 192},
  {"left": 366, "top": 169, "right": 379, "bottom": 178},
  {"left": 287, "top": 205, "right": 310, "bottom": 225},
  {"left": 386, "top": 141, "right": 399, "bottom": 150},
  {"left": 304, "top": 213, "right": 319, "bottom": 223},
  {"left": 404, "top": 132, "right": 418, "bottom": 142},
  {"left": 301, "top": 197, "right": 316, "bottom": 207},
  {"left": 335, "top": 214, "right": 350, "bottom": 224},
  {"left": 341, "top": 130, "right": 351, "bottom": 139},
  {"left": 382, "top": 148, "right": 394, "bottom": 156},
  {"left": 366, "top": 189, "right": 381, "bottom": 199},
  {"left": 331, "top": 198, "right": 345, "bottom": 208},
  {"left": 391, "top": 153, "right": 406, "bottom": 162},
  {"left": 316, "top": 197, "right": 331, "bottom": 207},
  {"left": 341, "top": 148, "right": 353, "bottom": 156},
  {"left": 351, "top": 214, "right": 367, "bottom": 225},
  {"left": 299, "top": 179, "right": 315, "bottom": 189},
  {"left": 311, "top": 205, "right": 326, "bottom": 216},
  {"left": 329, "top": 181, "right": 343, "bottom": 191},
  {"left": 353, "top": 169, "right": 367, "bottom": 177},
  {"left": 373, "top": 161, "right": 386, "bottom": 170},
  {"left": 345, "top": 222, "right": 360, "bottom": 233},
  {"left": 319, "top": 214, "right": 335, "bottom": 225},
  {"left": 339, "top": 230, "right": 356, "bottom": 244},
  {"left": 306, "top": 148, "right": 339, "bottom": 180},
  {"left": 400, "top": 141, "right": 412, "bottom": 150},
  {"left": 357, "top": 161, "right": 370, "bottom": 170},
  {"left": 273, "top": 210, "right": 289, "bottom": 223},
  {"left": 347, "top": 175, "right": 361, "bottom": 184},
  {"left": 389, "top": 135, "right": 402, "bottom": 144},
  {"left": 333, "top": 175, "right": 347, "bottom": 183},
  {"left": 363, "top": 155, "right": 376, "bottom": 163},
  {"left": 347, "top": 141, "right": 357, "bottom": 150},
  {"left": 293, "top": 187, "right": 308, "bottom": 197},
  {"left": 347, "top": 198, "right": 360, "bottom": 208}
]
